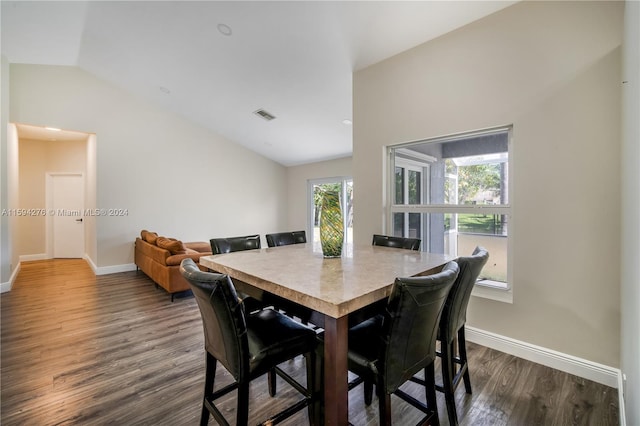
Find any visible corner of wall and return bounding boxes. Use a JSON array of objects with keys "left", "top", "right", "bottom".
[
  {"left": 0, "top": 261, "right": 20, "bottom": 293},
  {"left": 1, "top": 54, "right": 12, "bottom": 284}
]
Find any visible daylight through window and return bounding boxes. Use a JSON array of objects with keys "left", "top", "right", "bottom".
[
  {"left": 388, "top": 127, "right": 511, "bottom": 288},
  {"left": 308, "top": 177, "right": 353, "bottom": 250}
]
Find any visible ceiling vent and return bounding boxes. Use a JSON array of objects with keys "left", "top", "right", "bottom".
[{"left": 254, "top": 109, "right": 276, "bottom": 121}]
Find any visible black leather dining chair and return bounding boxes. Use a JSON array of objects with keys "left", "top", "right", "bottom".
[
  {"left": 209, "top": 234, "right": 265, "bottom": 312},
  {"left": 346, "top": 261, "right": 459, "bottom": 425},
  {"left": 265, "top": 230, "right": 314, "bottom": 356},
  {"left": 210, "top": 233, "right": 308, "bottom": 396},
  {"left": 210, "top": 234, "right": 261, "bottom": 254},
  {"left": 210, "top": 233, "right": 284, "bottom": 394},
  {"left": 266, "top": 230, "right": 307, "bottom": 247},
  {"left": 180, "top": 259, "right": 318, "bottom": 426},
  {"left": 372, "top": 234, "right": 421, "bottom": 251},
  {"left": 410, "top": 246, "right": 489, "bottom": 426}
]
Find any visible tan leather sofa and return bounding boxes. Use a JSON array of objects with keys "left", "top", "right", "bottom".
[{"left": 134, "top": 230, "right": 212, "bottom": 301}]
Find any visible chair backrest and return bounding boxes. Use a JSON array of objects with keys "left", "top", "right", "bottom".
[
  {"left": 372, "top": 234, "right": 421, "bottom": 251},
  {"left": 180, "top": 258, "right": 249, "bottom": 380},
  {"left": 265, "top": 230, "right": 307, "bottom": 247},
  {"left": 439, "top": 246, "right": 489, "bottom": 345},
  {"left": 380, "top": 261, "right": 459, "bottom": 393},
  {"left": 210, "top": 234, "right": 261, "bottom": 254}
]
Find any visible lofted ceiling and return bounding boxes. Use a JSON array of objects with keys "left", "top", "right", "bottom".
[{"left": 1, "top": 1, "right": 516, "bottom": 166}]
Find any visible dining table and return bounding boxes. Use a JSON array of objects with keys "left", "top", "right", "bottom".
[{"left": 199, "top": 242, "right": 453, "bottom": 425}]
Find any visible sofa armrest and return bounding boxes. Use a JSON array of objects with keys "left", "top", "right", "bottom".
[
  {"left": 184, "top": 241, "right": 212, "bottom": 253},
  {"left": 166, "top": 252, "right": 210, "bottom": 266}
]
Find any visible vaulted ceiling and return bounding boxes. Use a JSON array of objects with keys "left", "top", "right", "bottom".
[{"left": 2, "top": 1, "right": 516, "bottom": 166}]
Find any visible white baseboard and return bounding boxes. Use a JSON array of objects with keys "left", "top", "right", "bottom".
[
  {"left": 82, "top": 255, "right": 135, "bottom": 275},
  {"left": 618, "top": 372, "right": 627, "bottom": 426},
  {"left": 84, "top": 254, "right": 98, "bottom": 274},
  {"left": 0, "top": 262, "right": 21, "bottom": 293},
  {"left": 466, "top": 326, "right": 620, "bottom": 389},
  {"left": 97, "top": 263, "right": 136, "bottom": 275},
  {"left": 19, "top": 253, "right": 48, "bottom": 262}
]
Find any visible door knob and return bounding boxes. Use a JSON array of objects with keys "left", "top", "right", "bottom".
[{"left": 76, "top": 218, "right": 83, "bottom": 222}]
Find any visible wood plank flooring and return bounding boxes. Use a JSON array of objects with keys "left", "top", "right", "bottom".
[{"left": 1, "top": 259, "right": 618, "bottom": 425}]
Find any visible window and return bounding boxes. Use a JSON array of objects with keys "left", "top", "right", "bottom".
[
  {"left": 388, "top": 127, "right": 512, "bottom": 294},
  {"left": 308, "top": 177, "right": 353, "bottom": 251}
]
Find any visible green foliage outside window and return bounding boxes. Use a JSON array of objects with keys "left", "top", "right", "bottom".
[{"left": 444, "top": 160, "right": 506, "bottom": 235}]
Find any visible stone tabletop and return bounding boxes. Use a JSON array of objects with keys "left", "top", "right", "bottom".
[{"left": 200, "top": 243, "right": 453, "bottom": 318}]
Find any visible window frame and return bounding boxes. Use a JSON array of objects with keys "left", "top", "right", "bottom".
[
  {"left": 386, "top": 126, "right": 513, "bottom": 303},
  {"left": 394, "top": 159, "right": 429, "bottom": 238}
]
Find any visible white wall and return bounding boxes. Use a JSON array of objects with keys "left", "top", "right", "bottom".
[
  {"left": 0, "top": 54, "right": 10, "bottom": 285},
  {"left": 1, "top": 54, "right": 21, "bottom": 290},
  {"left": 621, "top": 0, "right": 639, "bottom": 423},
  {"left": 353, "top": 1, "right": 623, "bottom": 367},
  {"left": 85, "top": 134, "right": 97, "bottom": 264},
  {"left": 9, "top": 64, "right": 288, "bottom": 269},
  {"left": 286, "top": 156, "right": 352, "bottom": 232}
]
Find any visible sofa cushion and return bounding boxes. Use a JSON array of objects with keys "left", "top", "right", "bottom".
[
  {"left": 157, "top": 237, "right": 187, "bottom": 255},
  {"left": 141, "top": 230, "right": 159, "bottom": 245}
]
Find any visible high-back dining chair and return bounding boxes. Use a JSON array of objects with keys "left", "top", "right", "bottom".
[
  {"left": 210, "top": 234, "right": 261, "bottom": 254},
  {"left": 209, "top": 233, "right": 307, "bottom": 396},
  {"left": 209, "top": 234, "right": 264, "bottom": 312},
  {"left": 372, "top": 234, "right": 421, "bottom": 251},
  {"left": 265, "top": 230, "right": 314, "bottom": 352},
  {"left": 180, "top": 258, "right": 318, "bottom": 426},
  {"left": 210, "top": 233, "right": 282, "bottom": 394},
  {"left": 265, "top": 230, "right": 307, "bottom": 247},
  {"left": 346, "top": 261, "right": 459, "bottom": 425},
  {"left": 411, "top": 246, "right": 489, "bottom": 425}
]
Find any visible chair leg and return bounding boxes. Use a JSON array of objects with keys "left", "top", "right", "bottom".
[
  {"left": 458, "top": 327, "right": 472, "bottom": 394},
  {"left": 268, "top": 368, "right": 277, "bottom": 397},
  {"left": 378, "top": 390, "right": 392, "bottom": 426},
  {"left": 305, "top": 350, "right": 319, "bottom": 426},
  {"left": 364, "top": 380, "right": 374, "bottom": 406},
  {"left": 236, "top": 380, "right": 250, "bottom": 426},
  {"left": 441, "top": 340, "right": 459, "bottom": 426},
  {"left": 201, "top": 353, "right": 217, "bottom": 426},
  {"left": 424, "top": 363, "right": 439, "bottom": 426},
  {"left": 312, "top": 345, "right": 324, "bottom": 426}
]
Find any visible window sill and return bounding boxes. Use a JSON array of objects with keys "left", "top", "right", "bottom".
[{"left": 472, "top": 280, "right": 513, "bottom": 303}]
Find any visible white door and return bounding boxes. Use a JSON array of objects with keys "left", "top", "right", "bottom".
[{"left": 52, "top": 174, "right": 84, "bottom": 258}]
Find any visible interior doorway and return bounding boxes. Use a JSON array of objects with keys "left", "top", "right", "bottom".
[
  {"left": 12, "top": 123, "right": 97, "bottom": 264},
  {"left": 48, "top": 173, "right": 85, "bottom": 258}
]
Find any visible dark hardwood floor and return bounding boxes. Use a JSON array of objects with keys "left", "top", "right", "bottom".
[{"left": 1, "top": 259, "right": 618, "bottom": 425}]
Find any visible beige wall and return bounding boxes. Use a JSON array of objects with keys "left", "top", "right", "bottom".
[
  {"left": 353, "top": 1, "right": 623, "bottom": 367},
  {"left": 16, "top": 139, "right": 87, "bottom": 257},
  {"left": 286, "top": 156, "right": 352, "bottom": 233},
  {"left": 9, "top": 64, "right": 288, "bottom": 268}
]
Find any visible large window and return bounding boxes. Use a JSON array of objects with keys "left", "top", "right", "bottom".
[
  {"left": 308, "top": 177, "right": 353, "bottom": 251},
  {"left": 389, "top": 127, "right": 511, "bottom": 290}
]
